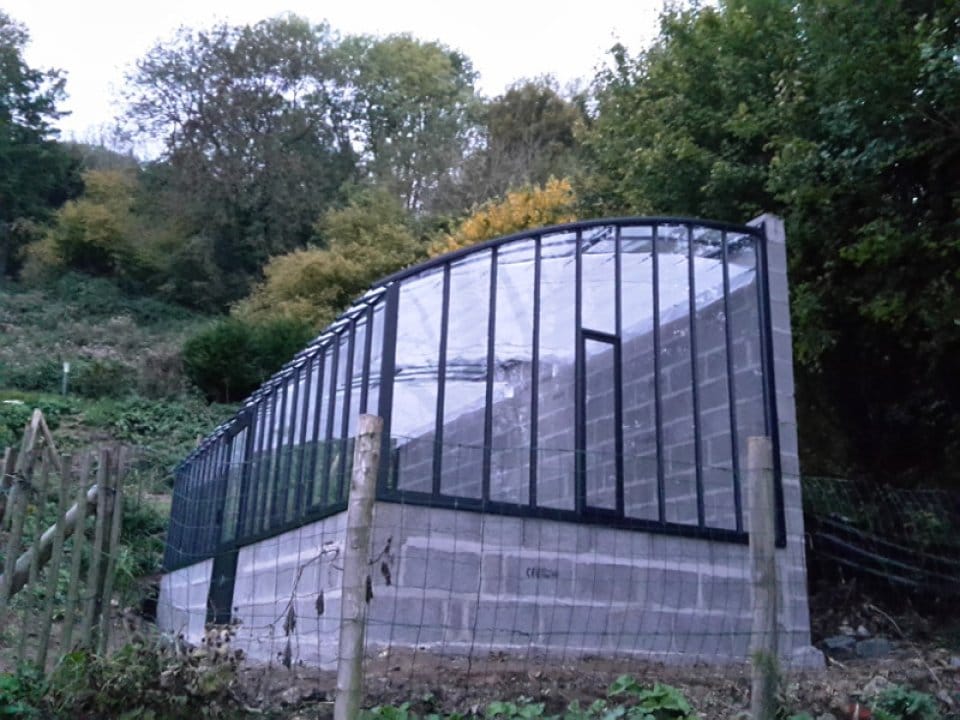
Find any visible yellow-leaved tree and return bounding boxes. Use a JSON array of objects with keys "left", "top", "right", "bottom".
[
  {"left": 428, "top": 177, "right": 577, "bottom": 257},
  {"left": 234, "top": 188, "right": 425, "bottom": 329}
]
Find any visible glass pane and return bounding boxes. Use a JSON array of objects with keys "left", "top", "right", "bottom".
[
  {"left": 330, "top": 332, "right": 350, "bottom": 502},
  {"left": 536, "top": 232, "right": 577, "bottom": 510},
  {"left": 657, "top": 225, "right": 698, "bottom": 525},
  {"left": 310, "top": 347, "right": 333, "bottom": 508},
  {"left": 620, "top": 224, "right": 659, "bottom": 520},
  {"left": 580, "top": 225, "right": 617, "bottom": 333},
  {"left": 440, "top": 250, "right": 490, "bottom": 499},
  {"left": 585, "top": 338, "right": 617, "bottom": 509},
  {"left": 693, "top": 227, "right": 738, "bottom": 530},
  {"left": 221, "top": 427, "right": 247, "bottom": 543},
  {"left": 487, "top": 243, "right": 533, "bottom": 504},
  {"left": 341, "top": 319, "right": 367, "bottom": 496},
  {"left": 391, "top": 268, "right": 444, "bottom": 493},
  {"left": 726, "top": 234, "right": 764, "bottom": 487},
  {"left": 366, "top": 303, "right": 385, "bottom": 416}
]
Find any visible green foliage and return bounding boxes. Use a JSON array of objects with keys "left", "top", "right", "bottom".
[
  {"left": 122, "top": 16, "right": 355, "bottom": 308},
  {"left": 580, "top": 0, "right": 960, "bottom": 484},
  {"left": 0, "top": 392, "right": 78, "bottom": 446},
  {"left": 331, "top": 34, "right": 480, "bottom": 211},
  {"left": 872, "top": 686, "right": 941, "bottom": 720},
  {"left": 235, "top": 188, "right": 424, "bottom": 328},
  {"left": 182, "top": 316, "right": 314, "bottom": 402},
  {"left": 0, "top": 11, "right": 83, "bottom": 278},
  {"left": 362, "top": 678, "right": 695, "bottom": 720},
  {"left": 0, "top": 665, "right": 46, "bottom": 717},
  {"left": 43, "top": 644, "right": 249, "bottom": 719},
  {"left": 72, "top": 359, "right": 136, "bottom": 399}
]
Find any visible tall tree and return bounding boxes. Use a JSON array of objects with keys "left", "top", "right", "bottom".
[
  {"left": 581, "top": 0, "right": 960, "bottom": 484},
  {"left": 123, "top": 15, "right": 357, "bottom": 306},
  {"left": 0, "top": 11, "right": 81, "bottom": 277},
  {"left": 435, "top": 77, "right": 585, "bottom": 212},
  {"left": 330, "top": 34, "right": 480, "bottom": 212}
]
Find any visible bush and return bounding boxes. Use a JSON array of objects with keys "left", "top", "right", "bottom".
[
  {"left": 0, "top": 358, "right": 62, "bottom": 393},
  {"left": 71, "top": 359, "right": 136, "bottom": 399},
  {"left": 183, "top": 316, "right": 315, "bottom": 402},
  {"left": 873, "top": 686, "right": 941, "bottom": 720}
]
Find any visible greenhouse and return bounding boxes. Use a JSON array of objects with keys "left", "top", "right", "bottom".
[{"left": 158, "top": 215, "right": 813, "bottom": 666}]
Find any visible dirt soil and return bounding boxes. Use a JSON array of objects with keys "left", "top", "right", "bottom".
[{"left": 229, "top": 639, "right": 960, "bottom": 719}]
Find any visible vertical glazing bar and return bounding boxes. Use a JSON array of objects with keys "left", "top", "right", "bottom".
[
  {"left": 721, "top": 231, "right": 744, "bottom": 532},
  {"left": 614, "top": 224, "right": 625, "bottom": 517},
  {"left": 337, "top": 323, "right": 356, "bottom": 501},
  {"left": 279, "top": 367, "right": 300, "bottom": 525},
  {"left": 433, "top": 264, "right": 451, "bottom": 497},
  {"left": 481, "top": 247, "right": 498, "bottom": 504},
  {"left": 270, "top": 374, "right": 291, "bottom": 530},
  {"left": 754, "top": 225, "right": 786, "bottom": 543},
  {"left": 651, "top": 225, "right": 666, "bottom": 523},
  {"left": 360, "top": 304, "right": 375, "bottom": 413},
  {"left": 377, "top": 284, "right": 400, "bottom": 494},
  {"left": 254, "top": 396, "right": 271, "bottom": 534},
  {"left": 236, "top": 411, "right": 255, "bottom": 543},
  {"left": 305, "top": 351, "right": 326, "bottom": 507},
  {"left": 323, "top": 337, "right": 340, "bottom": 507},
  {"left": 687, "top": 225, "right": 706, "bottom": 528},
  {"left": 293, "top": 356, "right": 314, "bottom": 518},
  {"left": 528, "top": 236, "right": 541, "bottom": 508},
  {"left": 574, "top": 228, "right": 585, "bottom": 515},
  {"left": 267, "top": 385, "right": 286, "bottom": 531}
]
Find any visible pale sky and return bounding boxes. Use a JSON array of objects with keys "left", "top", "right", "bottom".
[{"left": 3, "top": 0, "right": 665, "bottom": 143}]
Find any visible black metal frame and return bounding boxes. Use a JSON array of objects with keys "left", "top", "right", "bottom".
[{"left": 165, "top": 216, "right": 787, "bottom": 573}]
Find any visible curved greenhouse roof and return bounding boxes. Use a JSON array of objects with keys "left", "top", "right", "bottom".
[{"left": 166, "top": 216, "right": 778, "bottom": 571}]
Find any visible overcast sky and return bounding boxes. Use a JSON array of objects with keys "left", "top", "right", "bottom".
[{"left": 3, "top": 0, "right": 665, "bottom": 142}]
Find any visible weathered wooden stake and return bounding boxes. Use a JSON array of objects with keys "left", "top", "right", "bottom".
[
  {"left": 334, "top": 415, "right": 383, "bottom": 720},
  {"left": 748, "top": 436, "right": 778, "bottom": 720},
  {"left": 80, "top": 448, "right": 111, "bottom": 650},
  {"left": 37, "top": 454, "right": 72, "bottom": 671},
  {"left": 61, "top": 453, "right": 93, "bottom": 654},
  {"left": 0, "top": 447, "right": 33, "bottom": 627},
  {"left": 0, "top": 447, "right": 17, "bottom": 522},
  {"left": 97, "top": 463, "right": 124, "bottom": 655},
  {"left": 16, "top": 452, "right": 52, "bottom": 664}
]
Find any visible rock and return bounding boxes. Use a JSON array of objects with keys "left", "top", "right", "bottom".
[
  {"left": 855, "top": 638, "right": 893, "bottom": 659},
  {"left": 839, "top": 622, "right": 855, "bottom": 636},
  {"left": 950, "top": 656, "right": 960, "bottom": 668},
  {"left": 862, "top": 675, "right": 891, "bottom": 698},
  {"left": 856, "top": 624, "right": 871, "bottom": 639},
  {"left": 790, "top": 645, "right": 827, "bottom": 669},
  {"left": 823, "top": 635, "right": 857, "bottom": 658}
]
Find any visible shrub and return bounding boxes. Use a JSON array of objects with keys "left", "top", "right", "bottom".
[
  {"left": 1, "top": 358, "right": 62, "bottom": 393},
  {"left": 72, "top": 359, "right": 136, "bottom": 399},
  {"left": 873, "top": 686, "right": 941, "bottom": 720},
  {"left": 183, "top": 316, "right": 315, "bottom": 402}
]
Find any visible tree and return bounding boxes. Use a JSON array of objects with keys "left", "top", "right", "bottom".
[
  {"left": 234, "top": 188, "right": 424, "bottom": 328},
  {"left": 0, "top": 11, "right": 81, "bottom": 276},
  {"left": 429, "top": 178, "right": 578, "bottom": 257},
  {"left": 330, "top": 34, "right": 480, "bottom": 212},
  {"left": 580, "top": 0, "right": 960, "bottom": 484},
  {"left": 122, "top": 15, "right": 357, "bottom": 306},
  {"left": 33, "top": 169, "right": 139, "bottom": 277},
  {"left": 438, "top": 78, "right": 584, "bottom": 211}
]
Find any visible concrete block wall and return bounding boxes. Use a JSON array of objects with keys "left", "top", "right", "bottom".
[{"left": 158, "top": 497, "right": 811, "bottom": 666}]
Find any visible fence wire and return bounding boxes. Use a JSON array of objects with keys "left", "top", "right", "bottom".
[{"left": 153, "top": 436, "right": 960, "bottom": 717}]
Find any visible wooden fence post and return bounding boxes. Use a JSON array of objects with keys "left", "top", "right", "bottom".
[
  {"left": 334, "top": 415, "right": 383, "bottom": 720},
  {"left": 80, "top": 448, "right": 110, "bottom": 650},
  {"left": 97, "top": 460, "right": 124, "bottom": 655},
  {"left": 37, "top": 453, "right": 72, "bottom": 671},
  {"left": 61, "top": 453, "right": 93, "bottom": 654},
  {"left": 749, "top": 436, "right": 779, "bottom": 720}
]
